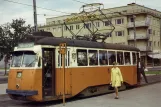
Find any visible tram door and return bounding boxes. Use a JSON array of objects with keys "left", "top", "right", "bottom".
[{"left": 42, "top": 48, "right": 55, "bottom": 98}]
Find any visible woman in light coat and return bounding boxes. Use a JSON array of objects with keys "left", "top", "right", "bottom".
[{"left": 111, "top": 62, "right": 123, "bottom": 99}]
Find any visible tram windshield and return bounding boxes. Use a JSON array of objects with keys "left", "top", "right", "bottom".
[{"left": 11, "top": 51, "right": 37, "bottom": 67}]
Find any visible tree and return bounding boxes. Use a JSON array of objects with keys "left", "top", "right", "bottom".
[
  {"left": 0, "top": 18, "right": 33, "bottom": 75},
  {"left": 0, "top": 18, "right": 33, "bottom": 55}
]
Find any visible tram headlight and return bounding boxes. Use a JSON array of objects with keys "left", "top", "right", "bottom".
[{"left": 17, "top": 72, "right": 22, "bottom": 78}]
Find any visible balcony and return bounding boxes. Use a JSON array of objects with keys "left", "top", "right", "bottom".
[
  {"left": 137, "top": 46, "right": 152, "bottom": 52},
  {"left": 127, "top": 20, "right": 150, "bottom": 28},
  {"left": 128, "top": 34, "right": 150, "bottom": 40}
]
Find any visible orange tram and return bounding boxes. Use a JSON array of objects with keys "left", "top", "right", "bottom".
[{"left": 6, "top": 32, "right": 140, "bottom": 101}]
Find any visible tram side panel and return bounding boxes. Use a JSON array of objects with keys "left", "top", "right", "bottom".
[
  {"left": 119, "top": 66, "right": 137, "bottom": 85},
  {"left": 71, "top": 67, "right": 111, "bottom": 96},
  {"left": 55, "top": 68, "right": 72, "bottom": 97},
  {"left": 69, "top": 66, "right": 137, "bottom": 96}
]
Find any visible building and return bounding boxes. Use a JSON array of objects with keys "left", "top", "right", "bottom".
[{"left": 38, "top": 3, "right": 161, "bottom": 67}]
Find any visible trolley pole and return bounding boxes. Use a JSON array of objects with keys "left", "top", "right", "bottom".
[
  {"left": 33, "top": 0, "right": 38, "bottom": 32},
  {"left": 59, "top": 43, "right": 67, "bottom": 106}
]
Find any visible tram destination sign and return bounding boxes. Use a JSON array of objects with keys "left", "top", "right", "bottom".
[{"left": 18, "top": 42, "right": 34, "bottom": 48}]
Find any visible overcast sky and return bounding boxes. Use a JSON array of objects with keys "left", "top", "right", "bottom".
[{"left": 0, "top": 0, "right": 161, "bottom": 26}]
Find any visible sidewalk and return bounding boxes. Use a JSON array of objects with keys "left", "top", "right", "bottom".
[{"left": 0, "top": 83, "right": 7, "bottom": 95}]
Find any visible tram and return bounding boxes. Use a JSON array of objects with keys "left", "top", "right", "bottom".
[{"left": 6, "top": 32, "right": 140, "bottom": 101}]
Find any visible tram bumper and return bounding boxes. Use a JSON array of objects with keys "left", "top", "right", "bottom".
[{"left": 6, "top": 89, "right": 38, "bottom": 96}]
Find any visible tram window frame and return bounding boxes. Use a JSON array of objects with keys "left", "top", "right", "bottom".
[
  {"left": 77, "top": 49, "right": 88, "bottom": 66},
  {"left": 88, "top": 50, "right": 98, "bottom": 66},
  {"left": 99, "top": 50, "right": 108, "bottom": 65},
  {"left": 124, "top": 52, "right": 131, "bottom": 65},
  {"left": 116, "top": 51, "right": 124, "bottom": 65},
  {"left": 108, "top": 51, "right": 116, "bottom": 65},
  {"left": 132, "top": 52, "right": 137, "bottom": 65}
]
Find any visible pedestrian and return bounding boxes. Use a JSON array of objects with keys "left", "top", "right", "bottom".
[
  {"left": 137, "top": 58, "right": 148, "bottom": 84},
  {"left": 111, "top": 62, "right": 123, "bottom": 99}
]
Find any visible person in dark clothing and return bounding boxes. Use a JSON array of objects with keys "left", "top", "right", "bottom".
[{"left": 137, "top": 58, "right": 148, "bottom": 84}]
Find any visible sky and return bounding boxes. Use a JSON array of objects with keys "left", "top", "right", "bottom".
[{"left": 0, "top": 0, "right": 161, "bottom": 26}]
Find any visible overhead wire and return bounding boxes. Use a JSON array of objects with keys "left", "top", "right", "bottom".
[
  {"left": 3, "top": 0, "right": 129, "bottom": 30},
  {"left": 71, "top": 0, "right": 88, "bottom": 4},
  {"left": 3, "top": 0, "right": 71, "bottom": 14}
]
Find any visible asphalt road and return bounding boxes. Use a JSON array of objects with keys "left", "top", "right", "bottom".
[{"left": 0, "top": 82, "right": 161, "bottom": 107}]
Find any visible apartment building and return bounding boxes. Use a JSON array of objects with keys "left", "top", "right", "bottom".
[{"left": 38, "top": 3, "right": 161, "bottom": 66}]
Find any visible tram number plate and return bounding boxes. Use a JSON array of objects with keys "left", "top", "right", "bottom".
[{"left": 17, "top": 72, "right": 22, "bottom": 78}]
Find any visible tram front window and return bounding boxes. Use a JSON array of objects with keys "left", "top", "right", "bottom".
[
  {"left": 11, "top": 52, "right": 23, "bottom": 67},
  {"left": 11, "top": 51, "right": 37, "bottom": 67}
]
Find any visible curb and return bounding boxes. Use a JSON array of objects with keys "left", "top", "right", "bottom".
[{"left": 0, "top": 94, "right": 7, "bottom": 96}]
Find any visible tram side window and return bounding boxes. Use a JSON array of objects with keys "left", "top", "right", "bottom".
[
  {"left": 58, "top": 54, "right": 62, "bottom": 66},
  {"left": 89, "top": 50, "right": 98, "bottom": 66},
  {"left": 108, "top": 51, "right": 116, "bottom": 65},
  {"left": 124, "top": 52, "right": 131, "bottom": 65},
  {"left": 65, "top": 51, "right": 70, "bottom": 66},
  {"left": 117, "top": 52, "right": 124, "bottom": 65},
  {"left": 77, "top": 49, "right": 88, "bottom": 66},
  {"left": 99, "top": 50, "right": 108, "bottom": 65},
  {"left": 58, "top": 51, "right": 70, "bottom": 66},
  {"left": 132, "top": 52, "right": 137, "bottom": 65},
  {"left": 137, "top": 52, "right": 139, "bottom": 60}
]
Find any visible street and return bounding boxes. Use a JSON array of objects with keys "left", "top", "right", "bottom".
[{"left": 0, "top": 82, "right": 161, "bottom": 107}]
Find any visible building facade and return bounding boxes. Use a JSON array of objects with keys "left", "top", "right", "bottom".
[{"left": 38, "top": 3, "right": 161, "bottom": 66}]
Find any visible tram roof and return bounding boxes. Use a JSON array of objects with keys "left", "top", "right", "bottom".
[{"left": 35, "top": 37, "right": 140, "bottom": 51}]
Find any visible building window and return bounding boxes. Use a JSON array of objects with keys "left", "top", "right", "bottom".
[
  {"left": 149, "top": 41, "right": 152, "bottom": 46},
  {"left": 58, "top": 27, "right": 61, "bottom": 32},
  {"left": 84, "top": 23, "right": 91, "bottom": 29},
  {"left": 130, "top": 17, "right": 134, "bottom": 22},
  {"left": 148, "top": 29, "right": 152, "bottom": 34},
  {"left": 53, "top": 28, "right": 56, "bottom": 32},
  {"left": 96, "top": 22, "right": 100, "bottom": 27},
  {"left": 52, "top": 21, "right": 55, "bottom": 24},
  {"left": 70, "top": 25, "right": 73, "bottom": 30},
  {"left": 115, "top": 18, "right": 124, "bottom": 24},
  {"left": 158, "top": 41, "right": 160, "bottom": 46},
  {"left": 154, "top": 41, "right": 156, "bottom": 46},
  {"left": 158, "top": 31, "right": 160, "bottom": 36},
  {"left": 47, "top": 28, "right": 50, "bottom": 31},
  {"left": 64, "top": 26, "right": 68, "bottom": 31},
  {"left": 58, "top": 20, "right": 61, "bottom": 23},
  {"left": 104, "top": 21, "right": 111, "bottom": 26},
  {"left": 115, "top": 31, "right": 124, "bottom": 36},
  {"left": 104, "top": 32, "right": 112, "bottom": 37},
  {"left": 153, "top": 30, "right": 155, "bottom": 35},
  {"left": 76, "top": 24, "right": 80, "bottom": 30}
]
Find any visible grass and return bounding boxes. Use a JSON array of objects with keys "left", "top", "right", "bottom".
[{"left": 145, "top": 71, "right": 161, "bottom": 75}]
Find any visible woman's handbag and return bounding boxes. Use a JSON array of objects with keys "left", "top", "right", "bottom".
[{"left": 108, "top": 84, "right": 114, "bottom": 90}]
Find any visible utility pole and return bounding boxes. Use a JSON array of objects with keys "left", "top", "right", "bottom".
[
  {"left": 133, "top": 15, "right": 137, "bottom": 47},
  {"left": 33, "top": 0, "right": 38, "bottom": 32}
]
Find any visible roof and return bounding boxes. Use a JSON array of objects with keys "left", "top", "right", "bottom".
[{"left": 35, "top": 37, "right": 140, "bottom": 51}]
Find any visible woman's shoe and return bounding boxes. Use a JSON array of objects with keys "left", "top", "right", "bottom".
[{"left": 114, "top": 96, "right": 119, "bottom": 99}]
